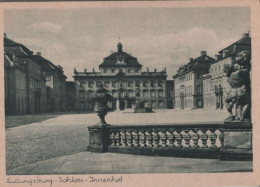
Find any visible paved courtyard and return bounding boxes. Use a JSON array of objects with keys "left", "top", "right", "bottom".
[
  {"left": 7, "top": 152, "right": 252, "bottom": 175},
  {"left": 5, "top": 109, "right": 247, "bottom": 174}
]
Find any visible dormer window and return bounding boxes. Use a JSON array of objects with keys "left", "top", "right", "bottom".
[
  {"left": 135, "top": 69, "right": 139, "bottom": 73},
  {"left": 103, "top": 69, "right": 107, "bottom": 73}
]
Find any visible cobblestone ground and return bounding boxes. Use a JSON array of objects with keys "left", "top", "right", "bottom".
[{"left": 5, "top": 109, "right": 227, "bottom": 170}]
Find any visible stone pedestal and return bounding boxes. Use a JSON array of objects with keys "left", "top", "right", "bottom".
[
  {"left": 87, "top": 124, "right": 110, "bottom": 152},
  {"left": 219, "top": 121, "right": 252, "bottom": 161}
]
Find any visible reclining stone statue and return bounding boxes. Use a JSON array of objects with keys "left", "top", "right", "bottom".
[{"left": 224, "top": 50, "right": 251, "bottom": 122}]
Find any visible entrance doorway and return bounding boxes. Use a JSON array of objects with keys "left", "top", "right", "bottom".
[
  {"left": 119, "top": 100, "right": 125, "bottom": 110},
  {"left": 167, "top": 100, "right": 173, "bottom": 109}
]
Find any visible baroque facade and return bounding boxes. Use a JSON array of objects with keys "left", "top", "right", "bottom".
[
  {"left": 203, "top": 33, "right": 251, "bottom": 110},
  {"left": 173, "top": 51, "right": 215, "bottom": 109},
  {"left": 73, "top": 42, "right": 169, "bottom": 111},
  {"left": 4, "top": 34, "right": 46, "bottom": 115},
  {"left": 4, "top": 34, "right": 67, "bottom": 115},
  {"left": 32, "top": 53, "right": 67, "bottom": 113}
]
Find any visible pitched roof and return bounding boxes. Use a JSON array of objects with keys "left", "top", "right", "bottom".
[
  {"left": 4, "top": 37, "right": 33, "bottom": 56},
  {"left": 99, "top": 52, "right": 142, "bottom": 67},
  {"left": 173, "top": 54, "right": 215, "bottom": 78},
  {"left": 212, "top": 35, "right": 251, "bottom": 65},
  {"left": 219, "top": 35, "right": 251, "bottom": 54},
  {"left": 32, "top": 55, "right": 67, "bottom": 79}
]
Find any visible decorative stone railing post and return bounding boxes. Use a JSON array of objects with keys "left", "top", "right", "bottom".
[
  {"left": 220, "top": 51, "right": 252, "bottom": 160},
  {"left": 87, "top": 84, "right": 112, "bottom": 152}
]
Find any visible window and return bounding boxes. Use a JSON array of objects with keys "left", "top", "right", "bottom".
[
  {"left": 143, "top": 90, "right": 148, "bottom": 97},
  {"left": 151, "top": 81, "right": 155, "bottom": 87},
  {"left": 111, "top": 69, "right": 116, "bottom": 73},
  {"left": 128, "top": 81, "right": 133, "bottom": 87},
  {"left": 112, "top": 81, "right": 117, "bottom": 88},
  {"left": 104, "top": 81, "right": 110, "bottom": 88},
  {"left": 112, "top": 91, "right": 117, "bottom": 97},
  {"left": 150, "top": 91, "right": 156, "bottom": 97},
  {"left": 46, "top": 76, "right": 51, "bottom": 81},
  {"left": 88, "top": 81, "right": 93, "bottom": 88},
  {"left": 80, "top": 81, "right": 84, "bottom": 88},
  {"left": 103, "top": 69, "right": 107, "bottom": 73},
  {"left": 197, "top": 85, "right": 202, "bottom": 94},
  {"left": 135, "top": 81, "right": 140, "bottom": 87},
  {"left": 127, "top": 69, "right": 132, "bottom": 73},
  {"left": 152, "top": 101, "right": 156, "bottom": 108},
  {"left": 143, "top": 81, "right": 148, "bottom": 87},
  {"left": 158, "top": 91, "right": 163, "bottom": 97},
  {"left": 96, "top": 81, "right": 102, "bottom": 87},
  {"left": 158, "top": 81, "right": 163, "bottom": 87},
  {"left": 135, "top": 69, "right": 139, "bottom": 73}
]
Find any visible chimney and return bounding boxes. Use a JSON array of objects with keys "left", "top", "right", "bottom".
[
  {"left": 4, "top": 33, "right": 7, "bottom": 38},
  {"left": 84, "top": 68, "right": 87, "bottom": 73},
  {"left": 147, "top": 68, "right": 149, "bottom": 72},
  {"left": 215, "top": 54, "right": 222, "bottom": 60},
  {"left": 74, "top": 68, "right": 78, "bottom": 74},
  {"left": 37, "top": 52, "right": 41, "bottom": 56},
  {"left": 201, "top": 51, "right": 207, "bottom": 56},
  {"left": 222, "top": 50, "right": 229, "bottom": 57},
  {"left": 189, "top": 58, "right": 193, "bottom": 62},
  {"left": 93, "top": 68, "right": 95, "bottom": 72},
  {"left": 243, "top": 33, "right": 249, "bottom": 38},
  {"left": 154, "top": 68, "right": 157, "bottom": 72}
]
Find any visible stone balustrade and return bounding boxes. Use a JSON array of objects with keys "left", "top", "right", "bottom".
[{"left": 87, "top": 121, "right": 252, "bottom": 160}]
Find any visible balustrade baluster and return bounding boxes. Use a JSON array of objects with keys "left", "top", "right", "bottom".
[
  {"left": 145, "top": 131, "right": 153, "bottom": 147},
  {"left": 190, "top": 130, "right": 199, "bottom": 148},
  {"left": 181, "top": 130, "right": 190, "bottom": 148},
  {"left": 208, "top": 130, "right": 217, "bottom": 148},
  {"left": 132, "top": 130, "right": 139, "bottom": 147},
  {"left": 173, "top": 131, "right": 182, "bottom": 148},
  {"left": 152, "top": 131, "right": 159, "bottom": 147},
  {"left": 126, "top": 130, "right": 133, "bottom": 147},
  {"left": 114, "top": 131, "right": 120, "bottom": 146},
  {"left": 120, "top": 130, "right": 127, "bottom": 147},
  {"left": 217, "top": 129, "right": 223, "bottom": 148},
  {"left": 110, "top": 132, "right": 116, "bottom": 146},
  {"left": 199, "top": 130, "right": 208, "bottom": 148},
  {"left": 158, "top": 130, "right": 167, "bottom": 147},
  {"left": 166, "top": 130, "right": 174, "bottom": 147},
  {"left": 138, "top": 130, "right": 145, "bottom": 147}
]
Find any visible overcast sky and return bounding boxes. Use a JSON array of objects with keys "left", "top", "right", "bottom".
[{"left": 4, "top": 7, "right": 250, "bottom": 81}]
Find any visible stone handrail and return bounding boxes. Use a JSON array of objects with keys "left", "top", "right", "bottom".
[{"left": 87, "top": 121, "right": 252, "bottom": 160}]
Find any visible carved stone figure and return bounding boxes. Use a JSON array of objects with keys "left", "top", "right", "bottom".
[
  {"left": 224, "top": 50, "right": 251, "bottom": 121},
  {"left": 92, "top": 84, "right": 112, "bottom": 125}
]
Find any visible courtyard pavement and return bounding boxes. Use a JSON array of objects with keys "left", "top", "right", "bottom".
[
  {"left": 7, "top": 152, "right": 252, "bottom": 175},
  {"left": 6, "top": 109, "right": 244, "bottom": 174}
]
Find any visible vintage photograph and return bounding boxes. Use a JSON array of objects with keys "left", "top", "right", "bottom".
[{"left": 3, "top": 7, "right": 252, "bottom": 175}]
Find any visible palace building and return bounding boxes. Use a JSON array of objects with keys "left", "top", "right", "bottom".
[
  {"left": 4, "top": 34, "right": 67, "bottom": 115},
  {"left": 4, "top": 35, "right": 47, "bottom": 115},
  {"left": 173, "top": 51, "right": 215, "bottom": 110},
  {"left": 73, "top": 42, "right": 169, "bottom": 111},
  {"left": 203, "top": 33, "right": 251, "bottom": 110}
]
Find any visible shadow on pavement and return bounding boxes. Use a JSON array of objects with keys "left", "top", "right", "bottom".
[{"left": 5, "top": 114, "right": 59, "bottom": 128}]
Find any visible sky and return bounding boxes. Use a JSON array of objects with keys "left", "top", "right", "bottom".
[{"left": 4, "top": 7, "right": 250, "bottom": 81}]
